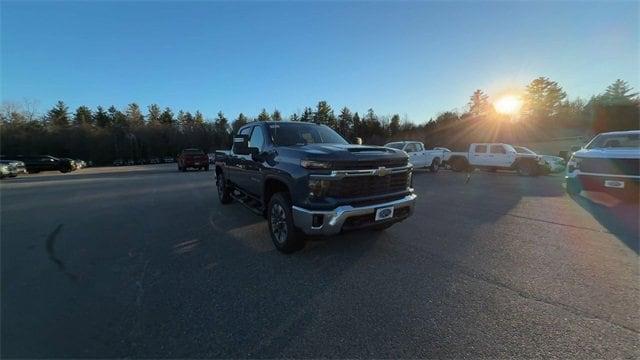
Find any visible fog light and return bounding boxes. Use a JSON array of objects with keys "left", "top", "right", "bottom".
[{"left": 312, "top": 214, "right": 324, "bottom": 227}]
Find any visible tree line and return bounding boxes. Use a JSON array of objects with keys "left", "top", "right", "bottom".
[{"left": 1, "top": 77, "right": 638, "bottom": 164}]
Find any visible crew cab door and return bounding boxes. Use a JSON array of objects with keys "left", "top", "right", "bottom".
[
  {"left": 228, "top": 126, "right": 252, "bottom": 188},
  {"left": 241, "top": 124, "right": 267, "bottom": 197},
  {"left": 488, "top": 144, "right": 514, "bottom": 167},
  {"left": 405, "top": 142, "right": 426, "bottom": 167},
  {"left": 469, "top": 144, "right": 489, "bottom": 166}
]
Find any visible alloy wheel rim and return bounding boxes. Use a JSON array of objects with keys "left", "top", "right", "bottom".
[{"left": 270, "top": 203, "right": 288, "bottom": 244}]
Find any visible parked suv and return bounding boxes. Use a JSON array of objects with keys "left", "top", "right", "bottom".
[
  {"left": 177, "top": 148, "right": 209, "bottom": 171},
  {"left": 566, "top": 130, "right": 640, "bottom": 198},
  {"left": 215, "top": 122, "right": 416, "bottom": 253}
]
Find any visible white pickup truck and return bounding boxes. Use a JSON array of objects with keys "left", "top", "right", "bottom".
[
  {"left": 447, "top": 143, "right": 546, "bottom": 176},
  {"left": 385, "top": 141, "right": 446, "bottom": 172}
]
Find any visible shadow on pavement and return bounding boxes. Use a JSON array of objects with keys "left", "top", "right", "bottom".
[{"left": 571, "top": 193, "right": 640, "bottom": 253}]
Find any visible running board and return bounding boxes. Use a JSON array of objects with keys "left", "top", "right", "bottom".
[{"left": 231, "top": 192, "right": 264, "bottom": 216}]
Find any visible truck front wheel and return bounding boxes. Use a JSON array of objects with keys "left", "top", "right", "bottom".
[
  {"left": 429, "top": 159, "right": 440, "bottom": 173},
  {"left": 517, "top": 161, "right": 537, "bottom": 177},
  {"left": 268, "top": 193, "right": 305, "bottom": 253}
]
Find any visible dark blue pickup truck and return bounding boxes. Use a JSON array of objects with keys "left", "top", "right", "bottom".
[{"left": 214, "top": 121, "right": 417, "bottom": 253}]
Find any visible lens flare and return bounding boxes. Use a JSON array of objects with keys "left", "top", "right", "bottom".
[{"left": 494, "top": 95, "right": 522, "bottom": 115}]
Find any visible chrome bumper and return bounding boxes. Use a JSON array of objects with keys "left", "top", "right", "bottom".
[{"left": 291, "top": 193, "right": 417, "bottom": 236}]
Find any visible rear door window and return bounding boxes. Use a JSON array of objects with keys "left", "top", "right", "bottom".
[
  {"left": 474, "top": 144, "right": 487, "bottom": 153},
  {"left": 490, "top": 145, "right": 506, "bottom": 154}
]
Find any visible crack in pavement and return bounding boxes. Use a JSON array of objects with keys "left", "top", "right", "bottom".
[{"left": 45, "top": 224, "right": 77, "bottom": 282}]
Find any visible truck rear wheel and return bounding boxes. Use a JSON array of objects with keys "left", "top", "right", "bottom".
[
  {"left": 216, "top": 173, "right": 232, "bottom": 204},
  {"left": 451, "top": 158, "right": 468, "bottom": 172},
  {"left": 268, "top": 193, "right": 305, "bottom": 253}
]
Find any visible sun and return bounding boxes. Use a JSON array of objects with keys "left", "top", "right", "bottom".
[{"left": 494, "top": 95, "right": 522, "bottom": 115}]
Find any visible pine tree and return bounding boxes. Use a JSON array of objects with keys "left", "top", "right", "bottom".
[
  {"left": 232, "top": 113, "right": 249, "bottom": 133},
  {"left": 257, "top": 108, "right": 271, "bottom": 122},
  {"left": 94, "top": 106, "right": 111, "bottom": 128},
  {"left": 337, "top": 107, "right": 353, "bottom": 138},
  {"left": 73, "top": 106, "right": 93, "bottom": 126},
  {"left": 389, "top": 114, "right": 401, "bottom": 137},
  {"left": 523, "top": 77, "right": 567, "bottom": 121},
  {"left": 194, "top": 111, "right": 205, "bottom": 124},
  {"left": 289, "top": 113, "right": 299, "bottom": 122},
  {"left": 271, "top": 109, "right": 282, "bottom": 121},
  {"left": 147, "top": 104, "right": 161, "bottom": 124},
  {"left": 126, "top": 103, "right": 145, "bottom": 127},
  {"left": 159, "top": 107, "right": 174, "bottom": 125},
  {"left": 47, "top": 101, "right": 70, "bottom": 127},
  {"left": 313, "top": 101, "right": 336, "bottom": 127},
  {"left": 468, "top": 89, "right": 491, "bottom": 117},
  {"left": 108, "top": 106, "right": 127, "bottom": 128},
  {"left": 300, "top": 107, "right": 313, "bottom": 122},
  {"left": 599, "top": 79, "right": 639, "bottom": 105}
]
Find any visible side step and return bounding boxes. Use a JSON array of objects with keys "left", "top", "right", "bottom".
[{"left": 230, "top": 191, "right": 264, "bottom": 216}]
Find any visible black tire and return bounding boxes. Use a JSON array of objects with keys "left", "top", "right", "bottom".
[
  {"left": 566, "top": 179, "right": 581, "bottom": 195},
  {"left": 451, "top": 158, "right": 468, "bottom": 172},
  {"left": 517, "top": 161, "right": 536, "bottom": 177},
  {"left": 267, "top": 193, "right": 305, "bottom": 253},
  {"left": 371, "top": 223, "right": 394, "bottom": 231},
  {"left": 216, "top": 172, "right": 232, "bottom": 204},
  {"left": 429, "top": 159, "right": 440, "bottom": 173}
]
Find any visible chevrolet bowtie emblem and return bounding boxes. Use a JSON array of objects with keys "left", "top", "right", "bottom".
[{"left": 374, "top": 166, "right": 391, "bottom": 177}]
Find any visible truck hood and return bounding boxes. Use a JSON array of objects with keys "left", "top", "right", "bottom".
[
  {"left": 278, "top": 143, "right": 407, "bottom": 162},
  {"left": 574, "top": 148, "right": 640, "bottom": 159}
]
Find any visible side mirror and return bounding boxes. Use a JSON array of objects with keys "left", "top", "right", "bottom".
[
  {"left": 570, "top": 146, "right": 581, "bottom": 152},
  {"left": 354, "top": 137, "right": 363, "bottom": 145},
  {"left": 233, "top": 135, "right": 250, "bottom": 155}
]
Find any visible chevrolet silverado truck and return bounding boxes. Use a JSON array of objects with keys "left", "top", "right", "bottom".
[
  {"left": 384, "top": 141, "right": 445, "bottom": 172},
  {"left": 177, "top": 148, "right": 209, "bottom": 171},
  {"left": 447, "top": 143, "right": 545, "bottom": 176},
  {"left": 566, "top": 130, "right": 639, "bottom": 199},
  {"left": 214, "top": 121, "right": 417, "bottom": 253}
]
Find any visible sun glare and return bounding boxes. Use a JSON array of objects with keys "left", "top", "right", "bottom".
[{"left": 494, "top": 95, "right": 522, "bottom": 115}]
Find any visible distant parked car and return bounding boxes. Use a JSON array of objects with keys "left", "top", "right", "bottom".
[
  {"left": 447, "top": 143, "right": 546, "bottom": 176},
  {"left": 0, "top": 161, "right": 18, "bottom": 178},
  {"left": 163, "top": 156, "right": 175, "bottom": 163},
  {"left": 177, "top": 148, "right": 209, "bottom": 171},
  {"left": 0, "top": 160, "right": 27, "bottom": 174},
  {"left": 75, "top": 159, "right": 87, "bottom": 169},
  {"left": 113, "top": 159, "right": 124, "bottom": 166},
  {"left": 126, "top": 159, "right": 135, "bottom": 166},
  {"left": 149, "top": 157, "right": 160, "bottom": 164},
  {"left": 3, "top": 155, "right": 74, "bottom": 173},
  {"left": 513, "top": 146, "right": 566, "bottom": 173}
]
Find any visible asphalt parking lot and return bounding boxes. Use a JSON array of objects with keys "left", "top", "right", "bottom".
[{"left": 1, "top": 164, "right": 638, "bottom": 358}]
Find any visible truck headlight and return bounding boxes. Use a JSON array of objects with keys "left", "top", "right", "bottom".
[
  {"left": 301, "top": 160, "right": 332, "bottom": 169},
  {"left": 567, "top": 156, "right": 581, "bottom": 172},
  {"left": 308, "top": 179, "right": 331, "bottom": 198}
]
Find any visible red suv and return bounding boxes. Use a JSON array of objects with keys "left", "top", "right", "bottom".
[{"left": 177, "top": 148, "right": 209, "bottom": 172}]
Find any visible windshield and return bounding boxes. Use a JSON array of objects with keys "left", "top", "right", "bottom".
[
  {"left": 268, "top": 123, "right": 348, "bottom": 146},
  {"left": 514, "top": 146, "right": 536, "bottom": 155},
  {"left": 385, "top": 143, "right": 405, "bottom": 150},
  {"left": 586, "top": 133, "right": 640, "bottom": 149}
]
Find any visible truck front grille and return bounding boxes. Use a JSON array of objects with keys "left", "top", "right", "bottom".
[
  {"left": 332, "top": 158, "right": 408, "bottom": 170},
  {"left": 325, "top": 172, "right": 410, "bottom": 198},
  {"left": 579, "top": 158, "right": 639, "bottom": 176}
]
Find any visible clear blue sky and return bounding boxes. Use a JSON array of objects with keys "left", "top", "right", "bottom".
[{"left": 1, "top": 1, "right": 638, "bottom": 123}]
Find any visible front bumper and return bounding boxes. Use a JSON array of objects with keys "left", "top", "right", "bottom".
[
  {"left": 566, "top": 171, "right": 639, "bottom": 197},
  {"left": 291, "top": 193, "right": 417, "bottom": 236}
]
